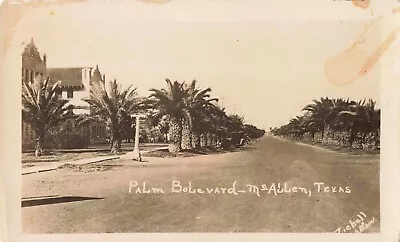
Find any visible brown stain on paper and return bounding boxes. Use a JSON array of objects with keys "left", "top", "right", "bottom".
[
  {"left": 392, "top": 6, "right": 400, "bottom": 15},
  {"left": 325, "top": 46, "right": 369, "bottom": 86},
  {"left": 358, "top": 27, "right": 400, "bottom": 76},
  {"left": 136, "top": 0, "right": 171, "bottom": 4},
  {"left": 352, "top": 0, "right": 371, "bottom": 10},
  {"left": 325, "top": 28, "right": 399, "bottom": 86},
  {"left": 325, "top": 0, "right": 400, "bottom": 86}
]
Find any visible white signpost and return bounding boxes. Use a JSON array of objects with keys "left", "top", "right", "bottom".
[{"left": 129, "top": 114, "right": 146, "bottom": 161}]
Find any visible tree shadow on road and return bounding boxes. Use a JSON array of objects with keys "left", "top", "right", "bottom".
[
  {"left": 142, "top": 145, "right": 258, "bottom": 159},
  {"left": 21, "top": 196, "right": 103, "bottom": 207},
  {"left": 223, "top": 146, "right": 257, "bottom": 153}
]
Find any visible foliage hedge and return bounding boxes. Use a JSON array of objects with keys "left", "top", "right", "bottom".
[{"left": 44, "top": 127, "right": 90, "bottom": 149}]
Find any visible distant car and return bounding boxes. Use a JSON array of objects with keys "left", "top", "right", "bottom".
[{"left": 221, "top": 132, "right": 250, "bottom": 149}]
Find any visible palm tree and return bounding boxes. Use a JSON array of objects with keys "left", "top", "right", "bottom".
[
  {"left": 288, "top": 115, "right": 308, "bottom": 138},
  {"left": 338, "top": 99, "right": 380, "bottom": 147},
  {"left": 301, "top": 112, "right": 319, "bottom": 141},
  {"left": 183, "top": 80, "right": 218, "bottom": 149},
  {"left": 209, "top": 105, "right": 230, "bottom": 146},
  {"left": 273, "top": 97, "right": 380, "bottom": 149},
  {"left": 22, "top": 75, "right": 72, "bottom": 156},
  {"left": 80, "top": 79, "right": 146, "bottom": 154},
  {"left": 357, "top": 99, "right": 380, "bottom": 141},
  {"left": 227, "top": 114, "right": 245, "bottom": 132},
  {"left": 198, "top": 104, "right": 227, "bottom": 147},
  {"left": 363, "top": 100, "right": 381, "bottom": 146},
  {"left": 303, "top": 97, "right": 354, "bottom": 140},
  {"left": 149, "top": 79, "right": 192, "bottom": 153},
  {"left": 180, "top": 81, "right": 197, "bottom": 150}
]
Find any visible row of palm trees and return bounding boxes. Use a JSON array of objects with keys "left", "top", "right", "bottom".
[
  {"left": 270, "top": 97, "right": 380, "bottom": 148},
  {"left": 22, "top": 76, "right": 265, "bottom": 156}
]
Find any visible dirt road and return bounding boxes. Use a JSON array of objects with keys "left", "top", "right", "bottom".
[{"left": 22, "top": 135, "right": 380, "bottom": 233}]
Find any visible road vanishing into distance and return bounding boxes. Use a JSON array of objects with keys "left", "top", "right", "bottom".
[{"left": 22, "top": 135, "right": 380, "bottom": 233}]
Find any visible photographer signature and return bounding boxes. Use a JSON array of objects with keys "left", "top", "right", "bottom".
[{"left": 335, "top": 212, "right": 377, "bottom": 233}]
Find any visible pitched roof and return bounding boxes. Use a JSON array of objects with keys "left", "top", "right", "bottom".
[
  {"left": 22, "top": 38, "right": 45, "bottom": 63},
  {"left": 47, "top": 68, "right": 87, "bottom": 88}
]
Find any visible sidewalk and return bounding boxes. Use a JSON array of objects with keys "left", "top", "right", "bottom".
[
  {"left": 22, "top": 155, "right": 120, "bottom": 175},
  {"left": 22, "top": 143, "right": 168, "bottom": 154},
  {"left": 22, "top": 145, "right": 168, "bottom": 175}
]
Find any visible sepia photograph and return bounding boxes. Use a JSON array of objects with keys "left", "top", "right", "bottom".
[
  {"left": 19, "top": 0, "right": 380, "bottom": 234},
  {"left": 1, "top": 0, "right": 400, "bottom": 240}
]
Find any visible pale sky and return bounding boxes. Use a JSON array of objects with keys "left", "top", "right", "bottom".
[{"left": 9, "top": 0, "right": 393, "bottom": 129}]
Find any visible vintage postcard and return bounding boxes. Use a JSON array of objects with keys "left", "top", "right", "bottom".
[{"left": 1, "top": 0, "right": 400, "bottom": 241}]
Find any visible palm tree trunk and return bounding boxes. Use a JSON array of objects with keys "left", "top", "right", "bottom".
[
  {"left": 168, "top": 117, "right": 182, "bottom": 153},
  {"left": 206, "top": 132, "right": 212, "bottom": 147},
  {"left": 181, "top": 119, "right": 192, "bottom": 150},
  {"left": 191, "top": 131, "right": 200, "bottom": 149},
  {"left": 34, "top": 127, "right": 45, "bottom": 156},
  {"left": 200, "top": 133, "right": 207, "bottom": 147},
  {"left": 349, "top": 128, "right": 356, "bottom": 148},
  {"left": 110, "top": 125, "right": 122, "bottom": 154},
  {"left": 211, "top": 133, "right": 217, "bottom": 147},
  {"left": 362, "top": 132, "right": 367, "bottom": 144},
  {"left": 164, "top": 133, "right": 168, "bottom": 142}
]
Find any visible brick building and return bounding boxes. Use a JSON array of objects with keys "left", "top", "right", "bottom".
[
  {"left": 21, "top": 39, "right": 47, "bottom": 149},
  {"left": 21, "top": 39, "right": 108, "bottom": 149}
]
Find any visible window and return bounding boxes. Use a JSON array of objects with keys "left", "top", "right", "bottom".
[
  {"left": 25, "top": 69, "right": 29, "bottom": 82},
  {"left": 30, "top": 70, "right": 34, "bottom": 82},
  {"left": 55, "top": 89, "right": 62, "bottom": 99},
  {"left": 67, "top": 90, "right": 73, "bottom": 98}
]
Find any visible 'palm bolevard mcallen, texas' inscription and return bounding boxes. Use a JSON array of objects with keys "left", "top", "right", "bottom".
[{"left": 128, "top": 181, "right": 351, "bottom": 197}]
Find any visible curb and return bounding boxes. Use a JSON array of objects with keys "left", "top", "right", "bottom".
[{"left": 22, "top": 168, "right": 58, "bottom": 175}]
